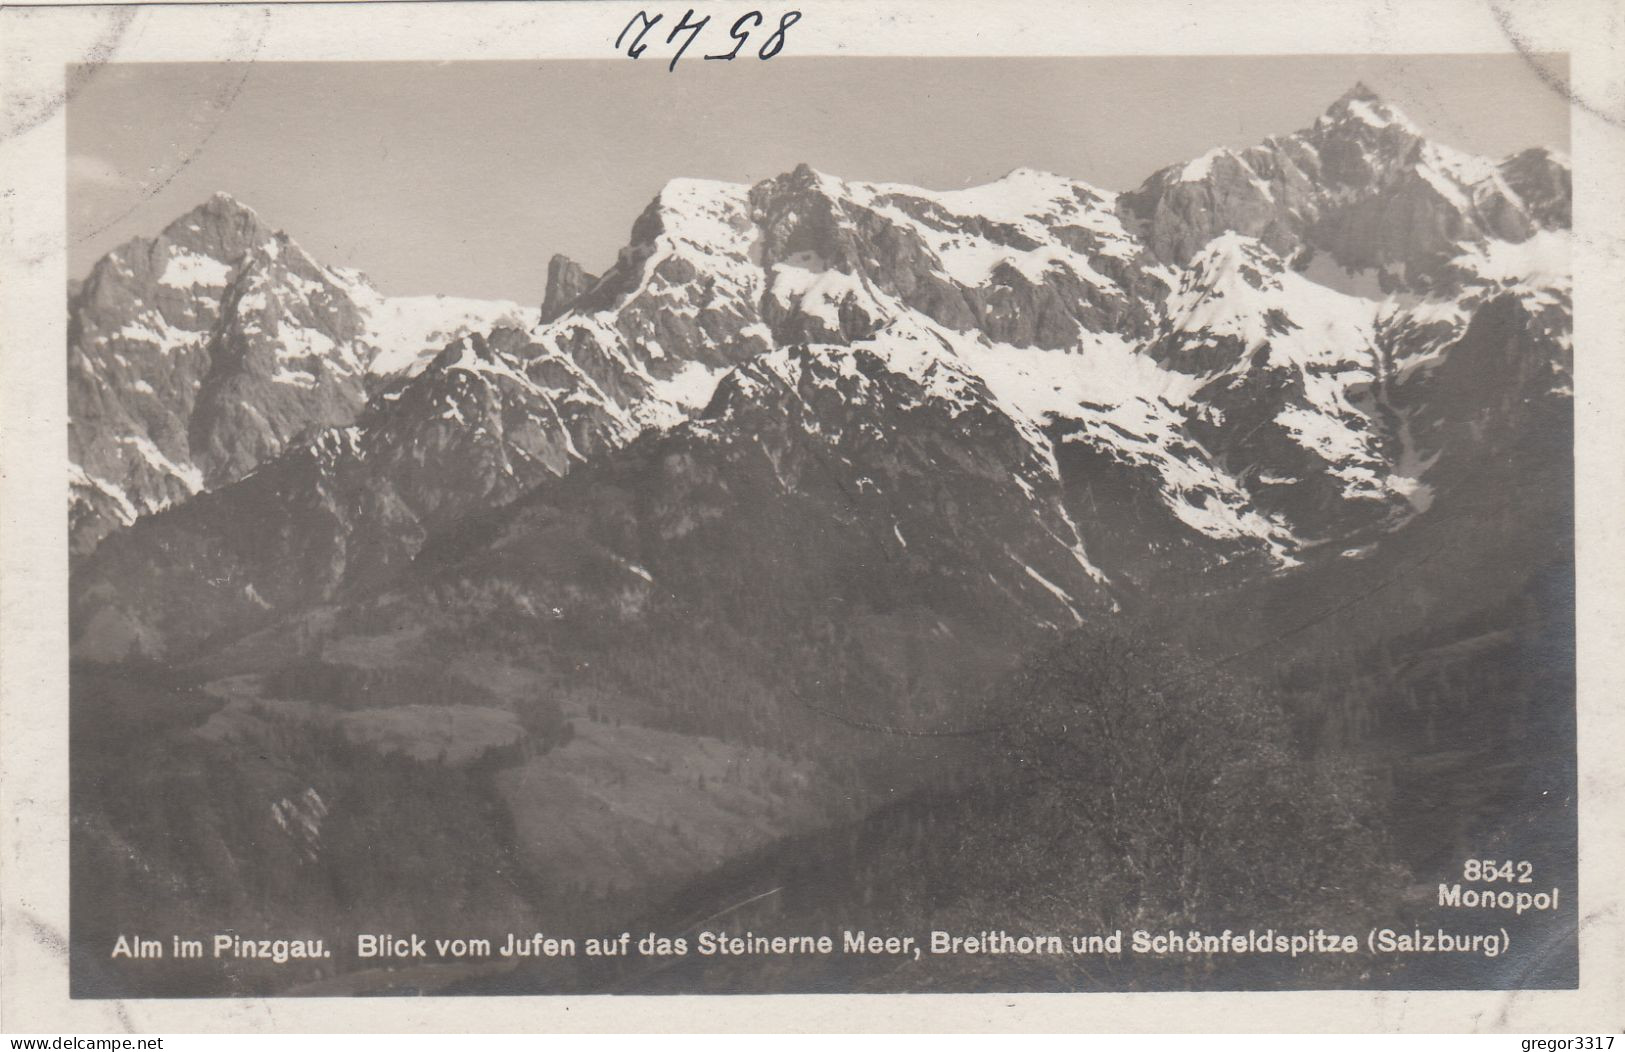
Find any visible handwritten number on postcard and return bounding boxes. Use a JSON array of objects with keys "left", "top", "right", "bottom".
[
  {"left": 707, "top": 12, "right": 763, "bottom": 61},
  {"left": 616, "top": 9, "right": 801, "bottom": 71},
  {"left": 755, "top": 11, "right": 801, "bottom": 59}
]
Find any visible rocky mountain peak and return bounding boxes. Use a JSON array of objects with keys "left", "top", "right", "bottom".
[
  {"left": 1122, "top": 85, "right": 1567, "bottom": 278},
  {"left": 999, "top": 166, "right": 1063, "bottom": 182},
  {"left": 1309, "top": 86, "right": 1428, "bottom": 186},
  {"left": 783, "top": 161, "right": 831, "bottom": 189},
  {"left": 158, "top": 191, "right": 277, "bottom": 264},
  {"left": 1315, "top": 82, "right": 1420, "bottom": 134},
  {"left": 750, "top": 169, "right": 861, "bottom": 274},
  {"left": 1341, "top": 80, "right": 1381, "bottom": 102}
]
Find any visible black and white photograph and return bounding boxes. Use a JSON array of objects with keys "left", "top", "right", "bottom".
[{"left": 3, "top": 0, "right": 1622, "bottom": 1032}]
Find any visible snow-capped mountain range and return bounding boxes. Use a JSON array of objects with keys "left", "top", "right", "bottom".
[
  {"left": 69, "top": 85, "right": 1570, "bottom": 662},
  {"left": 69, "top": 192, "right": 542, "bottom": 551}
]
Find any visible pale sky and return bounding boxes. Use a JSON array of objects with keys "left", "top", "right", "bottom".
[{"left": 68, "top": 55, "right": 1570, "bottom": 302}]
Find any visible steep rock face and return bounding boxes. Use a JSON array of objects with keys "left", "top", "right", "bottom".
[
  {"left": 843, "top": 166, "right": 1169, "bottom": 344},
  {"left": 69, "top": 194, "right": 352, "bottom": 550},
  {"left": 1373, "top": 228, "right": 1571, "bottom": 501},
  {"left": 1121, "top": 84, "right": 1568, "bottom": 288},
  {"left": 178, "top": 239, "right": 374, "bottom": 485},
  {"left": 541, "top": 254, "right": 599, "bottom": 323},
  {"left": 1497, "top": 148, "right": 1572, "bottom": 231}
]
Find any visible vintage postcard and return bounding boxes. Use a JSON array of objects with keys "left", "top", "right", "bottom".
[{"left": 1, "top": 0, "right": 1622, "bottom": 1033}]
